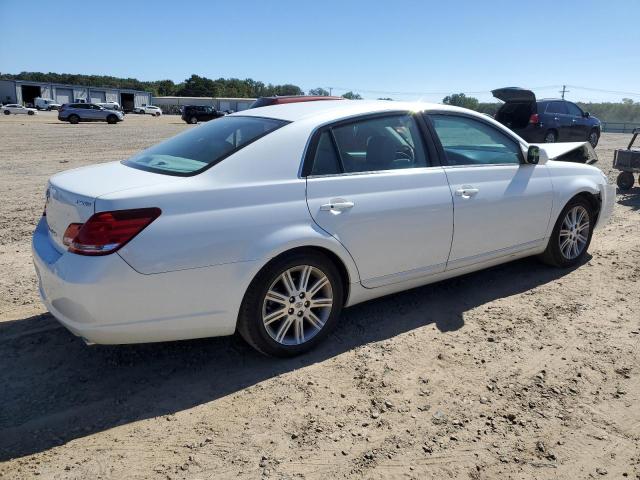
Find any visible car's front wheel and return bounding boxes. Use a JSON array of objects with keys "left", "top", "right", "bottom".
[
  {"left": 540, "top": 197, "right": 594, "bottom": 267},
  {"left": 106, "top": 114, "right": 118, "bottom": 124},
  {"left": 68, "top": 114, "right": 79, "bottom": 124},
  {"left": 3, "top": 110, "right": 10, "bottom": 115},
  {"left": 189, "top": 116, "right": 198, "bottom": 124},
  {"left": 588, "top": 129, "right": 599, "bottom": 148},
  {"left": 237, "top": 252, "right": 344, "bottom": 357},
  {"left": 27, "top": 110, "right": 34, "bottom": 115}
]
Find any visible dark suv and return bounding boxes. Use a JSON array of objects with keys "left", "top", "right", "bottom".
[
  {"left": 249, "top": 95, "right": 344, "bottom": 109},
  {"left": 493, "top": 87, "right": 601, "bottom": 147},
  {"left": 181, "top": 105, "right": 225, "bottom": 124}
]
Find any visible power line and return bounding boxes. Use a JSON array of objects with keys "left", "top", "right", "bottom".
[{"left": 567, "top": 85, "right": 640, "bottom": 97}]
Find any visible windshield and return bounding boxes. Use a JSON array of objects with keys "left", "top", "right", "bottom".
[{"left": 123, "top": 116, "right": 288, "bottom": 176}]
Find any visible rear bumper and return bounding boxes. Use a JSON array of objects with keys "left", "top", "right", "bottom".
[
  {"left": 510, "top": 124, "right": 547, "bottom": 143},
  {"left": 32, "top": 217, "right": 258, "bottom": 344}
]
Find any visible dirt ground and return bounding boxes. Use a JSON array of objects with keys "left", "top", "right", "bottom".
[{"left": 0, "top": 111, "right": 638, "bottom": 480}]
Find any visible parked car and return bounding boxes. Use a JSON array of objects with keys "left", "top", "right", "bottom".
[
  {"left": 250, "top": 95, "right": 344, "bottom": 109},
  {"left": 34, "top": 101, "right": 615, "bottom": 356},
  {"left": 95, "top": 102, "right": 121, "bottom": 111},
  {"left": 34, "top": 97, "right": 62, "bottom": 111},
  {"left": 493, "top": 87, "right": 601, "bottom": 147},
  {"left": 181, "top": 105, "right": 225, "bottom": 124},
  {"left": 2, "top": 104, "right": 37, "bottom": 116},
  {"left": 135, "top": 105, "right": 163, "bottom": 116},
  {"left": 58, "top": 103, "right": 124, "bottom": 124}
]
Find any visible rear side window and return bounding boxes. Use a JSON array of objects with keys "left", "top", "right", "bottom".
[
  {"left": 307, "top": 114, "right": 429, "bottom": 175},
  {"left": 546, "top": 101, "right": 568, "bottom": 114},
  {"left": 123, "top": 116, "right": 288, "bottom": 176},
  {"left": 429, "top": 114, "right": 522, "bottom": 166}
]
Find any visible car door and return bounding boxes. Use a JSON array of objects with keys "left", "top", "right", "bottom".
[
  {"left": 426, "top": 113, "right": 553, "bottom": 271},
  {"left": 545, "top": 101, "right": 572, "bottom": 141},
  {"left": 305, "top": 113, "right": 454, "bottom": 288},
  {"left": 565, "top": 102, "right": 588, "bottom": 141}
]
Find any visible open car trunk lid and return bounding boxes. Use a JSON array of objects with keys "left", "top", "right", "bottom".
[
  {"left": 492, "top": 87, "right": 537, "bottom": 130},
  {"left": 492, "top": 87, "right": 536, "bottom": 103},
  {"left": 44, "top": 161, "right": 183, "bottom": 252}
]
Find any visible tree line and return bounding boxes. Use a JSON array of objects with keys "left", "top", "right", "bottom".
[{"left": 443, "top": 93, "right": 640, "bottom": 123}]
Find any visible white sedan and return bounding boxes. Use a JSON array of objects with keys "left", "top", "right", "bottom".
[
  {"left": 134, "top": 105, "right": 162, "bottom": 116},
  {"left": 3, "top": 104, "right": 37, "bottom": 116},
  {"left": 33, "top": 101, "right": 615, "bottom": 356}
]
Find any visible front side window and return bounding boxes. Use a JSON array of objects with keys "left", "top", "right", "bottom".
[
  {"left": 309, "top": 114, "right": 428, "bottom": 175},
  {"left": 429, "top": 114, "right": 522, "bottom": 166},
  {"left": 123, "top": 116, "right": 287, "bottom": 175},
  {"left": 565, "top": 102, "right": 583, "bottom": 117}
]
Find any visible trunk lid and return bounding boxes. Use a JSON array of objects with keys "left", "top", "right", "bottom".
[
  {"left": 492, "top": 87, "right": 537, "bottom": 103},
  {"left": 44, "top": 161, "right": 182, "bottom": 252}
]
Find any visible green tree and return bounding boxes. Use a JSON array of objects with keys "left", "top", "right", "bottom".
[
  {"left": 342, "top": 91, "right": 362, "bottom": 100},
  {"left": 308, "top": 87, "right": 330, "bottom": 96},
  {"left": 442, "top": 93, "right": 479, "bottom": 110}
]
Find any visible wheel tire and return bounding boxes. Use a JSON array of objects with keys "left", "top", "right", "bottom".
[
  {"left": 27, "top": 110, "right": 34, "bottom": 115},
  {"left": 155, "top": 112, "right": 161, "bottom": 117},
  {"left": 544, "top": 130, "right": 557, "bottom": 143},
  {"left": 189, "top": 116, "right": 198, "bottom": 124},
  {"left": 68, "top": 115, "right": 79, "bottom": 124},
  {"left": 588, "top": 129, "right": 599, "bottom": 148},
  {"left": 237, "top": 251, "right": 344, "bottom": 357},
  {"left": 617, "top": 171, "right": 635, "bottom": 190},
  {"left": 539, "top": 197, "right": 594, "bottom": 268},
  {"left": 106, "top": 115, "right": 118, "bottom": 124},
  {"left": 3, "top": 110, "right": 10, "bottom": 115}
]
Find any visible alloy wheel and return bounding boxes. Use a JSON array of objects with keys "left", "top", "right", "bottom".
[
  {"left": 262, "top": 265, "right": 333, "bottom": 346},
  {"left": 589, "top": 131, "right": 598, "bottom": 147},
  {"left": 558, "top": 205, "right": 589, "bottom": 260}
]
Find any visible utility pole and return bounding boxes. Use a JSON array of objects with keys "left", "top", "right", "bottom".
[
  {"left": 328, "top": 87, "right": 333, "bottom": 96},
  {"left": 559, "top": 85, "right": 569, "bottom": 99}
]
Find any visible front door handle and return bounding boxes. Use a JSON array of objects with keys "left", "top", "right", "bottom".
[
  {"left": 455, "top": 187, "right": 479, "bottom": 198},
  {"left": 320, "top": 199, "right": 354, "bottom": 212}
]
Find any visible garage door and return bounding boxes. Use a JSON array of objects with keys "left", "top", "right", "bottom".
[
  {"left": 55, "top": 88, "right": 73, "bottom": 104},
  {"left": 90, "top": 91, "right": 106, "bottom": 103}
]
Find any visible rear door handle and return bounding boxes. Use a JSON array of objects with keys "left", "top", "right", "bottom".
[
  {"left": 320, "top": 199, "right": 354, "bottom": 212},
  {"left": 455, "top": 187, "right": 479, "bottom": 198}
]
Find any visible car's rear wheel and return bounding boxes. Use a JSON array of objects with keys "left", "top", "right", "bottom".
[
  {"left": 237, "top": 252, "right": 344, "bottom": 357},
  {"left": 189, "top": 116, "right": 198, "bottom": 124},
  {"left": 617, "top": 171, "right": 635, "bottom": 190},
  {"left": 27, "top": 110, "right": 34, "bottom": 115},
  {"left": 540, "top": 197, "right": 594, "bottom": 267},
  {"left": 68, "top": 114, "right": 79, "bottom": 124},
  {"left": 106, "top": 114, "right": 118, "bottom": 124},
  {"left": 3, "top": 110, "right": 10, "bottom": 115},
  {"left": 544, "top": 130, "right": 557, "bottom": 143}
]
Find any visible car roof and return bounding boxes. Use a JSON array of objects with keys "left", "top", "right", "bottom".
[{"left": 233, "top": 99, "right": 468, "bottom": 122}]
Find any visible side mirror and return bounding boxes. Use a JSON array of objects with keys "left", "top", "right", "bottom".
[
  {"left": 526, "top": 145, "right": 540, "bottom": 164},
  {"left": 583, "top": 111, "right": 590, "bottom": 118}
]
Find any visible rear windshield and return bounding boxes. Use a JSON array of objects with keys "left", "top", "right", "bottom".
[{"left": 123, "top": 116, "right": 287, "bottom": 176}]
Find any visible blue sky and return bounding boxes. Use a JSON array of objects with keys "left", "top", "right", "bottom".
[{"left": 1, "top": 0, "right": 638, "bottom": 102}]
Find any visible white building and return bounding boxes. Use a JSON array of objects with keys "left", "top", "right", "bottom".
[{"left": 0, "top": 79, "right": 152, "bottom": 111}]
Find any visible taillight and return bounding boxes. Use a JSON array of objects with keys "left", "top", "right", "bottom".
[
  {"left": 529, "top": 113, "right": 540, "bottom": 124},
  {"left": 66, "top": 208, "right": 161, "bottom": 256}
]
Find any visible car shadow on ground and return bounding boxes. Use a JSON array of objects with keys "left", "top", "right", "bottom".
[{"left": 0, "top": 256, "right": 584, "bottom": 461}]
